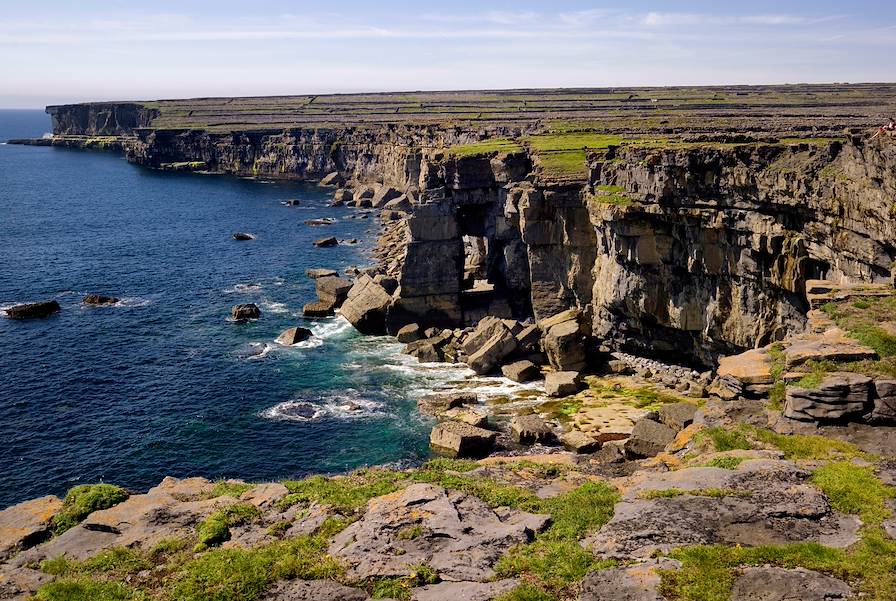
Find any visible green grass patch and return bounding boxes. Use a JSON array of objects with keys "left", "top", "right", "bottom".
[
  {"left": 495, "top": 583, "right": 557, "bottom": 601},
  {"left": 169, "top": 530, "right": 343, "bottom": 601},
  {"left": 195, "top": 503, "right": 262, "bottom": 550},
  {"left": 280, "top": 471, "right": 402, "bottom": 513},
  {"left": 817, "top": 294, "right": 896, "bottom": 357},
  {"left": 638, "top": 487, "right": 748, "bottom": 500},
  {"left": 366, "top": 565, "right": 440, "bottom": 600},
  {"left": 747, "top": 426, "right": 867, "bottom": 460},
  {"left": 34, "top": 579, "right": 145, "bottom": 601},
  {"left": 703, "top": 456, "right": 746, "bottom": 470},
  {"left": 700, "top": 427, "right": 754, "bottom": 452},
  {"left": 811, "top": 462, "right": 894, "bottom": 526},
  {"left": 52, "top": 484, "right": 130, "bottom": 535},
  {"left": 209, "top": 481, "right": 254, "bottom": 498},
  {"left": 526, "top": 133, "right": 622, "bottom": 153},
  {"left": 447, "top": 138, "right": 523, "bottom": 158},
  {"left": 534, "top": 150, "right": 589, "bottom": 178},
  {"left": 595, "top": 184, "right": 625, "bottom": 193}
]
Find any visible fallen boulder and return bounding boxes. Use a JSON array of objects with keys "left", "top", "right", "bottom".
[
  {"left": 231, "top": 303, "right": 261, "bottom": 321},
  {"left": 396, "top": 323, "right": 422, "bottom": 343},
  {"left": 5, "top": 301, "right": 60, "bottom": 319},
  {"left": 545, "top": 371, "right": 583, "bottom": 397},
  {"left": 319, "top": 171, "right": 344, "bottom": 187},
  {"left": 657, "top": 403, "right": 698, "bottom": 431},
  {"left": 302, "top": 300, "right": 334, "bottom": 317},
  {"left": 623, "top": 417, "right": 676, "bottom": 458},
  {"left": 871, "top": 379, "right": 896, "bottom": 422},
  {"left": 340, "top": 275, "right": 392, "bottom": 334},
  {"left": 430, "top": 421, "right": 497, "bottom": 458},
  {"left": 306, "top": 268, "right": 338, "bottom": 279},
  {"left": 560, "top": 431, "right": 601, "bottom": 454},
  {"left": 466, "top": 324, "right": 518, "bottom": 375},
  {"left": 539, "top": 309, "right": 587, "bottom": 372},
  {"left": 510, "top": 415, "right": 557, "bottom": 445},
  {"left": 501, "top": 360, "right": 540, "bottom": 383},
  {"left": 276, "top": 327, "right": 313, "bottom": 346},
  {"left": 370, "top": 186, "right": 402, "bottom": 208},
  {"left": 418, "top": 392, "right": 477, "bottom": 416},
  {"left": 316, "top": 276, "right": 353, "bottom": 307}
]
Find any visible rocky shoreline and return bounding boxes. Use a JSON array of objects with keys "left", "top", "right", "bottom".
[{"left": 3, "top": 90, "right": 896, "bottom": 600}]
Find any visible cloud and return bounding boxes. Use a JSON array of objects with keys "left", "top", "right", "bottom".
[{"left": 642, "top": 12, "right": 812, "bottom": 27}]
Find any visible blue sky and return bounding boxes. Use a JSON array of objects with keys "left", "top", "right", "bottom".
[{"left": 1, "top": 0, "right": 893, "bottom": 108}]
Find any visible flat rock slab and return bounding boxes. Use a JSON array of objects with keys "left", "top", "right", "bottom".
[
  {"left": 580, "top": 560, "right": 679, "bottom": 601},
  {"left": 717, "top": 348, "right": 773, "bottom": 385},
  {"left": 430, "top": 421, "right": 496, "bottom": 458},
  {"left": 411, "top": 579, "right": 519, "bottom": 601},
  {"left": 731, "top": 566, "right": 852, "bottom": 601},
  {"left": 785, "top": 328, "right": 877, "bottom": 368},
  {"left": 260, "top": 579, "right": 369, "bottom": 601},
  {"left": 328, "top": 483, "right": 549, "bottom": 582},
  {"left": 586, "top": 460, "right": 861, "bottom": 559},
  {"left": 0, "top": 496, "right": 61, "bottom": 561}
]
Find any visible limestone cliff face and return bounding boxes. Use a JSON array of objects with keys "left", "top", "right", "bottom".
[
  {"left": 47, "top": 103, "right": 159, "bottom": 136},
  {"left": 43, "top": 107, "right": 896, "bottom": 365}
]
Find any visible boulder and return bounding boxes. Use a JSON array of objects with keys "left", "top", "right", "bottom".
[
  {"left": 561, "top": 430, "right": 601, "bottom": 454},
  {"left": 545, "top": 371, "right": 583, "bottom": 397},
  {"left": 514, "top": 324, "right": 542, "bottom": 354},
  {"left": 412, "top": 579, "right": 519, "bottom": 601},
  {"left": 373, "top": 274, "right": 399, "bottom": 295},
  {"left": 316, "top": 276, "right": 353, "bottom": 306},
  {"left": 340, "top": 276, "right": 392, "bottom": 334},
  {"left": 510, "top": 415, "right": 557, "bottom": 445},
  {"left": 314, "top": 236, "right": 339, "bottom": 248},
  {"left": 579, "top": 560, "right": 678, "bottom": 601},
  {"left": 328, "top": 483, "right": 549, "bottom": 582},
  {"left": 319, "top": 171, "right": 344, "bottom": 187},
  {"left": 384, "top": 194, "right": 413, "bottom": 213},
  {"left": 82, "top": 294, "right": 119, "bottom": 305},
  {"left": 430, "top": 422, "right": 497, "bottom": 458},
  {"left": 624, "top": 418, "right": 676, "bottom": 458},
  {"left": 305, "top": 218, "right": 337, "bottom": 226},
  {"left": 730, "top": 567, "right": 852, "bottom": 601},
  {"left": 371, "top": 186, "right": 402, "bottom": 208},
  {"left": 0, "top": 495, "right": 62, "bottom": 561},
  {"left": 232, "top": 232, "right": 254, "bottom": 240},
  {"left": 871, "top": 379, "right": 896, "bottom": 422},
  {"left": 717, "top": 348, "right": 773, "bottom": 386},
  {"left": 306, "top": 268, "right": 339, "bottom": 279},
  {"left": 783, "top": 372, "right": 872, "bottom": 422},
  {"left": 441, "top": 407, "right": 489, "bottom": 428},
  {"left": 332, "top": 188, "right": 353, "bottom": 205},
  {"left": 282, "top": 199, "right": 302, "bottom": 206},
  {"left": 396, "top": 323, "right": 422, "bottom": 343},
  {"left": 231, "top": 303, "right": 261, "bottom": 321},
  {"left": 657, "top": 403, "right": 698, "bottom": 432},
  {"left": 418, "top": 392, "right": 476, "bottom": 416},
  {"left": 277, "top": 327, "right": 313, "bottom": 345},
  {"left": 302, "top": 300, "right": 334, "bottom": 317},
  {"left": 466, "top": 325, "right": 518, "bottom": 375},
  {"left": 5, "top": 300, "right": 60, "bottom": 319},
  {"left": 501, "top": 360, "right": 540, "bottom": 383},
  {"left": 539, "top": 310, "right": 587, "bottom": 372},
  {"left": 585, "top": 460, "right": 861, "bottom": 559}
]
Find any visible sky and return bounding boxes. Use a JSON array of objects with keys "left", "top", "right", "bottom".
[{"left": 1, "top": 0, "right": 894, "bottom": 108}]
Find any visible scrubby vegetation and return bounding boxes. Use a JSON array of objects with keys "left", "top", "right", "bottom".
[{"left": 52, "top": 483, "right": 130, "bottom": 535}]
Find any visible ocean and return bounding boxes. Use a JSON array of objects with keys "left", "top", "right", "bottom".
[{"left": 0, "top": 110, "right": 499, "bottom": 507}]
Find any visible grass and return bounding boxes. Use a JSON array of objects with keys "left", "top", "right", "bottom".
[
  {"left": 819, "top": 294, "right": 896, "bottom": 357},
  {"left": 495, "top": 583, "right": 557, "bottom": 601},
  {"left": 279, "top": 472, "right": 402, "bottom": 513},
  {"left": 34, "top": 579, "right": 145, "bottom": 601},
  {"left": 195, "top": 503, "right": 262, "bottom": 550},
  {"left": 699, "top": 427, "right": 754, "bottom": 452},
  {"left": 447, "top": 138, "right": 523, "bottom": 158},
  {"left": 810, "top": 462, "right": 894, "bottom": 526},
  {"left": 169, "top": 528, "right": 344, "bottom": 601},
  {"left": 52, "top": 484, "right": 130, "bottom": 535},
  {"left": 495, "top": 482, "right": 620, "bottom": 594},
  {"left": 747, "top": 426, "right": 867, "bottom": 460},
  {"left": 703, "top": 456, "right": 746, "bottom": 470},
  {"left": 366, "top": 565, "right": 440, "bottom": 600},
  {"left": 638, "top": 488, "right": 748, "bottom": 500},
  {"left": 41, "top": 547, "right": 151, "bottom": 578},
  {"left": 209, "top": 481, "right": 254, "bottom": 498}
]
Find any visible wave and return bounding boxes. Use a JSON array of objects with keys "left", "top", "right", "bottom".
[
  {"left": 260, "top": 390, "right": 386, "bottom": 423},
  {"left": 260, "top": 301, "right": 290, "bottom": 314},
  {"left": 239, "top": 342, "right": 274, "bottom": 361},
  {"left": 223, "top": 283, "right": 263, "bottom": 294}
]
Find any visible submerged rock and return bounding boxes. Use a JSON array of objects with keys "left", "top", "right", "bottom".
[
  {"left": 5, "top": 301, "right": 60, "bottom": 319},
  {"left": 232, "top": 232, "right": 255, "bottom": 241},
  {"left": 306, "top": 268, "right": 339, "bottom": 279},
  {"left": 314, "top": 236, "right": 339, "bottom": 248},
  {"left": 82, "top": 294, "right": 119, "bottom": 305},
  {"left": 231, "top": 303, "right": 261, "bottom": 321}
]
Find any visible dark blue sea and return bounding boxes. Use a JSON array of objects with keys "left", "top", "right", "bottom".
[{"left": 0, "top": 110, "right": 482, "bottom": 508}]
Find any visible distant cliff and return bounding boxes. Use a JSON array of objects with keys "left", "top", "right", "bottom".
[{"left": 46, "top": 102, "right": 159, "bottom": 136}]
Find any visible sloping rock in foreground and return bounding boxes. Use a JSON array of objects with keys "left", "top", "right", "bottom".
[
  {"left": 328, "top": 483, "right": 549, "bottom": 582},
  {"left": 731, "top": 566, "right": 852, "bottom": 601},
  {"left": 585, "top": 460, "right": 861, "bottom": 559},
  {"left": 0, "top": 496, "right": 61, "bottom": 562},
  {"left": 260, "top": 579, "right": 368, "bottom": 601},
  {"left": 579, "top": 560, "right": 679, "bottom": 601},
  {"left": 412, "top": 579, "right": 520, "bottom": 601}
]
